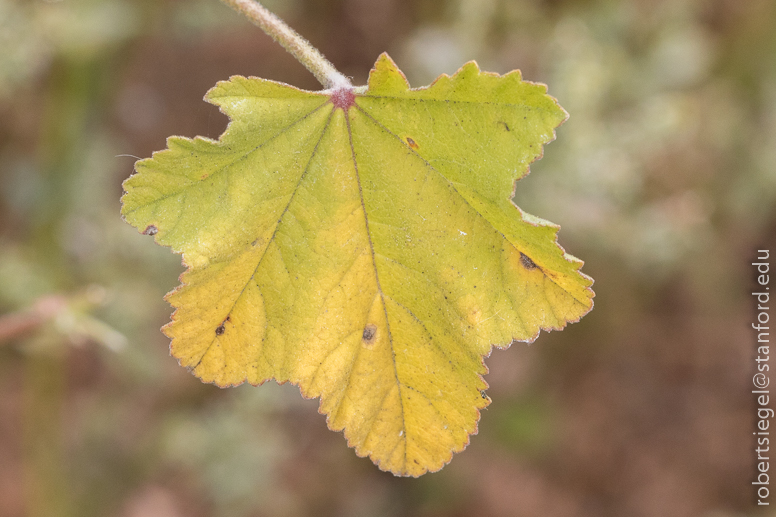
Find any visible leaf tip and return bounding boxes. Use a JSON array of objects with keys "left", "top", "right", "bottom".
[{"left": 368, "top": 52, "right": 410, "bottom": 92}]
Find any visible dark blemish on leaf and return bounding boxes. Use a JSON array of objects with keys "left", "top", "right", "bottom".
[
  {"left": 480, "top": 390, "right": 488, "bottom": 399},
  {"left": 143, "top": 225, "right": 158, "bottom": 236},
  {"left": 201, "top": 173, "right": 209, "bottom": 180},
  {"left": 499, "top": 121, "right": 511, "bottom": 131},
  {"left": 406, "top": 137, "right": 419, "bottom": 150},
  {"left": 520, "top": 252, "right": 538, "bottom": 270},
  {"left": 362, "top": 324, "right": 377, "bottom": 343},
  {"left": 215, "top": 316, "right": 230, "bottom": 336}
]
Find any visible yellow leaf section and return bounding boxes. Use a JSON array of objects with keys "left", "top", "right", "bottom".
[{"left": 121, "top": 56, "right": 594, "bottom": 477}]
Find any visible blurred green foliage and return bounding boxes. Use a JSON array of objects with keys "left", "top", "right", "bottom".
[{"left": 1, "top": 0, "right": 774, "bottom": 516}]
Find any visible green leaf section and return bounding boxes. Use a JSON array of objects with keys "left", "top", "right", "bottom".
[{"left": 121, "top": 53, "right": 593, "bottom": 476}]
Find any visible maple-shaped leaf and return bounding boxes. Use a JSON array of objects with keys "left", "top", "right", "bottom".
[{"left": 121, "top": 53, "right": 593, "bottom": 476}]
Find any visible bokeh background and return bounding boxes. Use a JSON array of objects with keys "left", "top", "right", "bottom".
[{"left": 1, "top": 0, "right": 775, "bottom": 515}]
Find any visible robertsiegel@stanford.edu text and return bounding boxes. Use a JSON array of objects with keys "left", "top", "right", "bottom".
[{"left": 753, "top": 249, "right": 771, "bottom": 506}]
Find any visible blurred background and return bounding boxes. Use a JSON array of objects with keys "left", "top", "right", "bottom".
[{"left": 0, "top": 0, "right": 774, "bottom": 515}]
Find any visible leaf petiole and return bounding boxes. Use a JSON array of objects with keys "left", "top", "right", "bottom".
[{"left": 219, "top": 0, "right": 352, "bottom": 90}]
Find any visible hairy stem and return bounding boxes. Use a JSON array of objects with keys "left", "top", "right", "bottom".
[{"left": 219, "top": 0, "right": 351, "bottom": 89}]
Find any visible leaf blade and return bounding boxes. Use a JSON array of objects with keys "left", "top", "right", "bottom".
[{"left": 121, "top": 54, "right": 594, "bottom": 477}]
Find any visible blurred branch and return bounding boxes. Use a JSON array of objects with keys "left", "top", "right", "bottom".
[
  {"left": 0, "top": 289, "right": 126, "bottom": 351},
  {"left": 0, "top": 295, "right": 67, "bottom": 345}
]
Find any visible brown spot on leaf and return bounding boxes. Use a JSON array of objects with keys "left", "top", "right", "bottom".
[
  {"left": 499, "top": 121, "right": 510, "bottom": 131},
  {"left": 520, "top": 252, "right": 537, "bottom": 270},
  {"left": 362, "top": 324, "right": 377, "bottom": 344},
  {"left": 142, "top": 225, "right": 158, "bottom": 236},
  {"left": 406, "top": 137, "right": 419, "bottom": 150},
  {"left": 215, "top": 316, "right": 230, "bottom": 336}
]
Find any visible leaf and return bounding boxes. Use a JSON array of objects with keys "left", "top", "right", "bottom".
[{"left": 121, "top": 53, "right": 594, "bottom": 476}]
